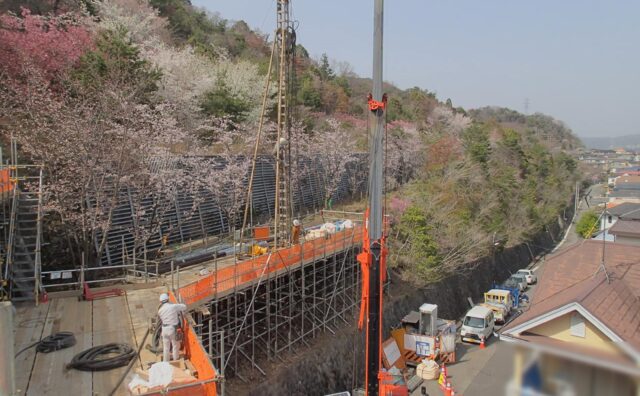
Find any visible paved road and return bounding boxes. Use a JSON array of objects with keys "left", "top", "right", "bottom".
[
  {"left": 556, "top": 183, "right": 604, "bottom": 249},
  {"left": 411, "top": 184, "right": 606, "bottom": 396}
]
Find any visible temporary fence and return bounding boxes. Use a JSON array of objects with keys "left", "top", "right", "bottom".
[{"left": 93, "top": 155, "right": 367, "bottom": 268}]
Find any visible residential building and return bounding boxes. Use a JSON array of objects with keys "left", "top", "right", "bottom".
[
  {"left": 609, "top": 220, "right": 640, "bottom": 246},
  {"left": 600, "top": 202, "right": 640, "bottom": 231},
  {"left": 501, "top": 241, "right": 640, "bottom": 396}
]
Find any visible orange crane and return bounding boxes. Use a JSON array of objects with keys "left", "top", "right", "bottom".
[{"left": 357, "top": 1, "right": 408, "bottom": 395}]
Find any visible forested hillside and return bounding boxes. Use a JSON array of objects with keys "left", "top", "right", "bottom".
[{"left": 0, "top": 0, "right": 583, "bottom": 281}]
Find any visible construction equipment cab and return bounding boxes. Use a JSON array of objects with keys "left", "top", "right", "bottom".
[{"left": 461, "top": 305, "right": 494, "bottom": 343}]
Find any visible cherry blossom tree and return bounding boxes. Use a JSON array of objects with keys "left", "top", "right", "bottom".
[
  {"left": 310, "top": 119, "right": 358, "bottom": 208},
  {"left": 0, "top": 8, "right": 92, "bottom": 83},
  {"left": 192, "top": 122, "right": 252, "bottom": 237},
  {"left": 0, "top": 69, "right": 190, "bottom": 266},
  {"left": 385, "top": 122, "right": 423, "bottom": 191}
]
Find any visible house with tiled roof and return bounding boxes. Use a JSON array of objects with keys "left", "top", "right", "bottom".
[
  {"left": 501, "top": 240, "right": 640, "bottom": 395},
  {"left": 600, "top": 202, "right": 640, "bottom": 231},
  {"left": 609, "top": 220, "right": 640, "bottom": 246}
]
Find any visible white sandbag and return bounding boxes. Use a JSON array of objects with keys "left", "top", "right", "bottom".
[
  {"left": 148, "top": 362, "right": 174, "bottom": 388},
  {"left": 321, "top": 222, "right": 337, "bottom": 234},
  {"left": 343, "top": 219, "right": 354, "bottom": 229},
  {"left": 416, "top": 359, "right": 439, "bottom": 380},
  {"left": 128, "top": 374, "right": 149, "bottom": 391}
]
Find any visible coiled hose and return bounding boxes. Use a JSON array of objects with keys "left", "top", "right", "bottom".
[
  {"left": 66, "top": 343, "right": 136, "bottom": 371},
  {"left": 14, "top": 332, "right": 77, "bottom": 357}
]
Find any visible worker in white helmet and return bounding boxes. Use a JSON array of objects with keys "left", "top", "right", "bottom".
[
  {"left": 158, "top": 292, "right": 187, "bottom": 361},
  {"left": 291, "top": 219, "right": 302, "bottom": 244}
]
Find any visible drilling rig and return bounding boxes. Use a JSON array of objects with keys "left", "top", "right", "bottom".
[
  {"left": 273, "top": 0, "right": 295, "bottom": 248},
  {"left": 357, "top": 1, "right": 409, "bottom": 395}
]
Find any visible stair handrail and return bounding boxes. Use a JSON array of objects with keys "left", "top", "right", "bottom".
[
  {"left": 3, "top": 184, "right": 18, "bottom": 291},
  {"left": 34, "top": 166, "right": 43, "bottom": 303}
]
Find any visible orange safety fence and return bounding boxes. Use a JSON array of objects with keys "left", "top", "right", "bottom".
[
  {"left": 0, "top": 169, "right": 14, "bottom": 194},
  {"left": 178, "top": 225, "right": 362, "bottom": 307},
  {"left": 157, "top": 291, "right": 218, "bottom": 396}
]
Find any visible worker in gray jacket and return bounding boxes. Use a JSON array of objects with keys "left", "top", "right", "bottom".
[{"left": 158, "top": 293, "right": 187, "bottom": 361}]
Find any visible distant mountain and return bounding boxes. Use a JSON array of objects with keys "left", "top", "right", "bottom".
[{"left": 582, "top": 135, "right": 640, "bottom": 150}]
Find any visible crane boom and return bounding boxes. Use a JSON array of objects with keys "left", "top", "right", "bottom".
[{"left": 361, "top": 1, "right": 386, "bottom": 395}]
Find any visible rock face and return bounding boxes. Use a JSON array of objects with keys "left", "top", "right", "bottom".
[{"left": 242, "top": 210, "right": 571, "bottom": 396}]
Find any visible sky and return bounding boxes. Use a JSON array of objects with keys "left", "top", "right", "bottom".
[{"left": 192, "top": 0, "right": 640, "bottom": 138}]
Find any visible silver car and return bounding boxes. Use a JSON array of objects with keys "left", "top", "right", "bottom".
[
  {"left": 517, "top": 269, "right": 537, "bottom": 285},
  {"left": 508, "top": 274, "right": 527, "bottom": 291}
]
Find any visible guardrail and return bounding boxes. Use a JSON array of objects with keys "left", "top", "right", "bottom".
[{"left": 40, "top": 259, "right": 161, "bottom": 292}]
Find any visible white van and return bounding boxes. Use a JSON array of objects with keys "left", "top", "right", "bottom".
[{"left": 461, "top": 305, "right": 494, "bottom": 343}]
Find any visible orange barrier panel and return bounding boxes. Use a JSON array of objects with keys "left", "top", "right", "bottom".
[
  {"left": 178, "top": 225, "right": 362, "bottom": 307},
  {"left": 0, "top": 169, "right": 14, "bottom": 194},
  {"left": 160, "top": 291, "right": 218, "bottom": 396},
  {"left": 253, "top": 226, "right": 270, "bottom": 241}
]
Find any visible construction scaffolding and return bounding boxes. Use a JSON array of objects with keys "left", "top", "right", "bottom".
[{"left": 181, "top": 224, "right": 363, "bottom": 383}]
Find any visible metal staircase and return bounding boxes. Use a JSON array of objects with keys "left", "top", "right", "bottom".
[{"left": 2, "top": 138, "right": 44, "bottom": 302}]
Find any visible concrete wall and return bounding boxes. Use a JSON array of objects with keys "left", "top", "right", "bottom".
[{"left": 240, "top": 209, "right": 573, "bottom": 396}]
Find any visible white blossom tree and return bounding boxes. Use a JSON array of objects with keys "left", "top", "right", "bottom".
[
  {"left": 309, "top": 119, "right": 358, "bottom": 208},
  {"left": 0, "top": 68, "right": 191, "bottom": 266},
  {"left": 192, "top": 122, "right": 252, "bottom": 237}
]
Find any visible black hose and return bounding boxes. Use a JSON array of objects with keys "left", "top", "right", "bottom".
[
  {"left": 145, "top": 321, "right": 163, "bottom": 354},
  {"left": 67, "top": 343, "right": 136, "bottom": 371},
  {"left": 14, "top": 332, "right": 77, "bottom": 358}
]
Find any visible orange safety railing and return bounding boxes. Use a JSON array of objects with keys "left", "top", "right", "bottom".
[
  {"left": 152, "top": 292, "right": 218, "bottom": 396},
  {"left": 178, "top": 225, "right": 362, "bottom": 307}
]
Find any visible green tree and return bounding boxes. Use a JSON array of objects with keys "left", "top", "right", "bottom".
[
  {"left": 397, "top": 206, "right": 440, "bottom": 278},
  {"left": 576, "top": 210, "right": 599, "bottom": 238},
  {"left": 72, "top": 27, "right": 161, "bottom": 102},
  {"left": 299, "top": 74, "right": 322, "bottom": 110},
  {"left": 200, "top": 79, "right": 251, "bottom": 122},
  {"left": 462, "top": 123, "right": 491, "bottom": 167},
  {"left": 318, "top": 53, "right": 334, "bottom": 81}
]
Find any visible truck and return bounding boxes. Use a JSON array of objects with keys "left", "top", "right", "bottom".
[
  {"left": 492, "top": 282, "right": 521, "bottom": 309},
  {"left": 481, "top": 289, "right": 513, "bottom": 324}
]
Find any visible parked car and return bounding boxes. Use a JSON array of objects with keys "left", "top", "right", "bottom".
[
  {"left": 461, "top": 305, "right": 494, "bottom": 343},
  {"left": 516, "top": 269, "right": 537, "bottom": 285},
  {"left": 507, "top": 274, "right": 527, "bottom": 291}
]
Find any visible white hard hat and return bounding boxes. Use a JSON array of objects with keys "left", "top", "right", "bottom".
[
  {"left": 159, "top": 293, "right": 169, "bottom": 303},
  {"left": 279, "top": 137, "right": 287, "bottom": 145},
  {"left": 293, "top": 219, "right": 300, "bottom": 226}
]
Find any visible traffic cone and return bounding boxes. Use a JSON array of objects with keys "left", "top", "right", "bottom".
[
  {"left": 445, "top": 382, "right": 452, "bottom": 396},
  {"left": 438, "top": 365, "right": 447, "bottom": 389},
  {"left": 480, "top": 336, "right": 486, "bottom": 350}
]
